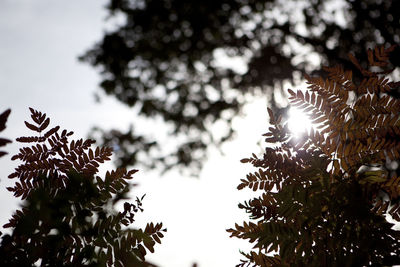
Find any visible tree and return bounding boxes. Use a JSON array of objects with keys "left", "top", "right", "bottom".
[
  {"left": 0, "top": 108, "right": 11, "bottom": 237},
  {"left": 228, "top": 45, "right": 400, "bottom": 266},
  {"left": 80, "top": 0, "right": 400, "bottom": 174},
  {"left": 0, "top": 108, "right": 165, "bottom": 266},
  {"left": 0, "top": 108, "right": 11, "bottom": 159}
]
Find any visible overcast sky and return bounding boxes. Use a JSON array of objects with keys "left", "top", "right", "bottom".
[{"left": 0, "top": 1, "right": 279, "bottom": 266}]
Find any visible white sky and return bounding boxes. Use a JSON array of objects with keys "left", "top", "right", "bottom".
[{"left": 0, "top": 1, "right": 284, "bottom": 266}]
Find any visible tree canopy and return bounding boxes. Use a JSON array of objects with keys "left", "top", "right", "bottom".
[
  {"left": 228, "top": 45, "right": 400, "bottom": 266},
  {"left": 81, "top": 0, "right": 400, "bottom": 174},
  {"left": 0, "top": 108, "right": 165, "bottom": 266}
]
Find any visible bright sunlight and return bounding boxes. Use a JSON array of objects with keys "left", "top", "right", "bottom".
[{"left": 287, "top": 106, "right": 313, "bottom": 138}]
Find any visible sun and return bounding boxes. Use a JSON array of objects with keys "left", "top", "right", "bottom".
[{"left": 287, "top": 107, "right": 313, "bottom": 138}]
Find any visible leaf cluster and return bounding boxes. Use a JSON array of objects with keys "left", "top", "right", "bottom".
[
  {"left": 0, "top": 108, "right": 165, "bottom": 266},
  {"left": 0, "top": 109, "right": 11, "bottom": 158},
  {"left": 228, "top": 45, "right": 400, "bottom": 266}
]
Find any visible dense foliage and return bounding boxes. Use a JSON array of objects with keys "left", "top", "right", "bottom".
[
  {"left": 228, "top": 46, "right": 400, "bottom": 266},
  {"left": 0, "top": 108, "right": 165, "bottom": 266},
  {"left": 81, "top": 0, "right": 400, "bottom": 174}
]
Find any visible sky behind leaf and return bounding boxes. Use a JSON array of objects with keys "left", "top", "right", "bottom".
[{"left": 0, "top": 1, "right": 279, "bottom": 266}]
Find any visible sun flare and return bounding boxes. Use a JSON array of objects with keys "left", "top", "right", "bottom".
[{"left": 288, "top": 107, "right": 313, "bottom": 138}]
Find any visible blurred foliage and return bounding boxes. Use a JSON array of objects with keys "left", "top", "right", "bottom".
[
  {"left": 0, "top": 109, "right": 11, "bottom": 158},
  {"left": 228, "top": 46, "right": 400, "bottom": 266},
  {"left": 0, "top": 108, "right": 165, "bottom": 266},
  {"left": 81, "top": 0, "right": 400, "bottom": 174}
]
